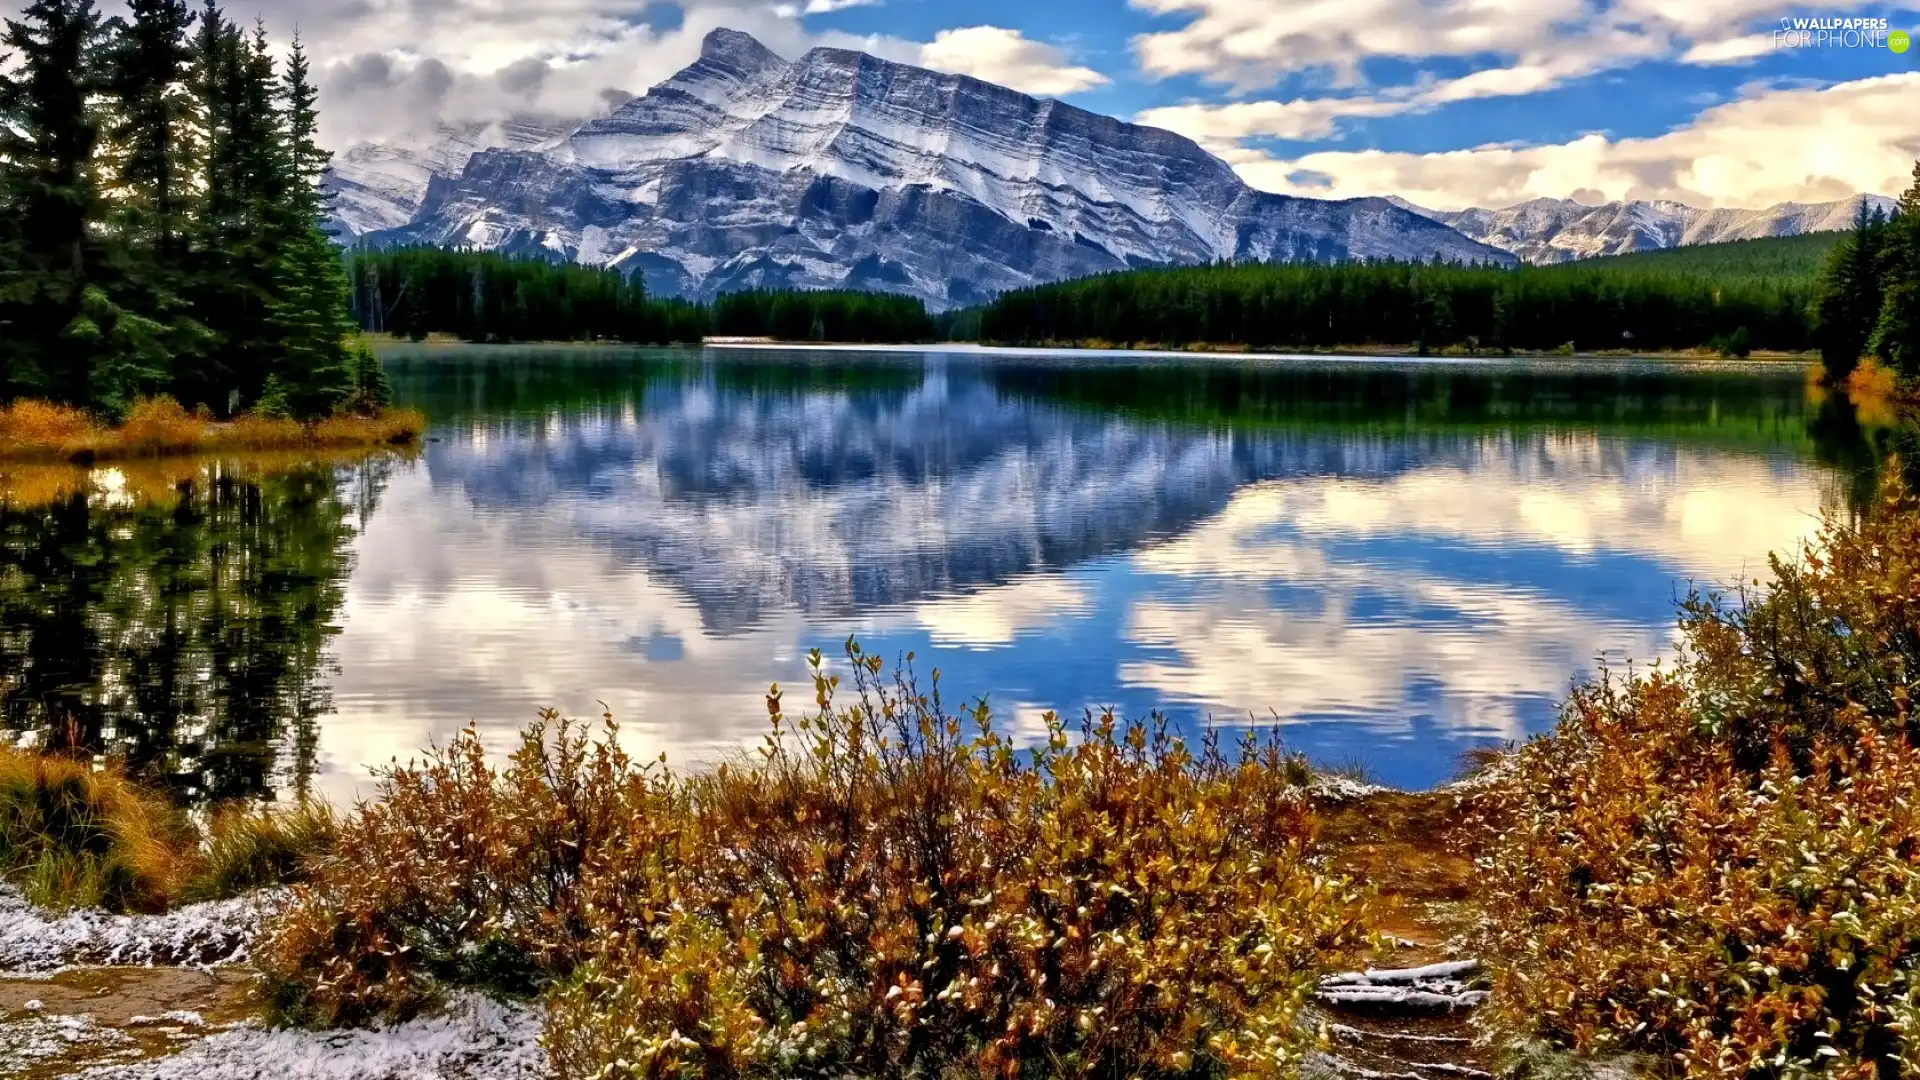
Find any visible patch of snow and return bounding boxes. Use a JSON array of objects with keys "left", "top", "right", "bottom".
[
  {"left": 0, "top": 1012, "right": 138, "bottom": 1075},
  {"left": 0, "top": 885, "right": 281, "bottom": 975},
  {"left": 78, "top": 993, "right": 545, "bottom": 1080},
  {"left": 1308, "top": 775, "right": 1394, "bottom": 802},
  {"left": 1316, "top": 960, "right": 1488, "bottom": 1014}
]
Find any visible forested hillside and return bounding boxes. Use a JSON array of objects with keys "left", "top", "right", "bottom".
[
  {"left": 977, "top": 259, "right": 1817, "bottom": 354},
  {"left": 1545, "top": 231, "right": 1843, "bottom": 283},
  {"left": 348, "top": 248, "right": 937, "bottom": 345},
  {"left": 0, "top": 0, "right": 375, "bottom": 418}
]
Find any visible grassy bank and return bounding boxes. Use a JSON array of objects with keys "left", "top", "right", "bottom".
[
  {"left": 0, "top": 745, "right": 335, "bottom": 912},
  {"left": 0, "top": 397, "right": 426, "bottom": 464},
  {"left": 979, "top": 338, "right": 1816, "bottom": 361}
]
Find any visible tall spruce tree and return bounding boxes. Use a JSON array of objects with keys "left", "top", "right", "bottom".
[
  {"left": 0, "top": 0, "right": 102, "bottom": 401},
  {"left": 1816, "top": 201, "right": 1892, "bottom": 380},
  {"left": 1870, "top": 164, "right": 1920, "bottom": 377},
  {"left": 100, "top": 0, "right": 211, "bottom": 388},
  {"left": 264, "top": 31, "right": 354, "bottom": 418}
]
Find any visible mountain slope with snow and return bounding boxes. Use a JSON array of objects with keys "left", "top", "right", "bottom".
[
  {"left": 1388, "top": 194, "right": 1895, "bottom": 264},
  {"left": 325, "top": 29, "right": 1512, "bottom": 310}
]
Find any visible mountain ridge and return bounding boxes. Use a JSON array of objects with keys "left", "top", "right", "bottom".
[
  {"left": 324, "top": 28, "right": 1512, "bottom": 310},
  {"left": 1388, "top": 194, "right": 1895, "bottom": 264}
]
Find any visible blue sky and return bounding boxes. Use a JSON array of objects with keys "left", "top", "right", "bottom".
[{"left": 273, "top": 0, "right": 1920, "bottom": 210}]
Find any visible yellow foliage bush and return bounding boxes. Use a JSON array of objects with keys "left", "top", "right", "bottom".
[
  {"left": 116, "top": 395, "right": 208, "bottom": 453},
  {"left": 259, "top": 647, "right": 1369, "bottom": 1078},
  {"left": 549, "top": 649, "right": 1366, "bottom": 1080},
  {"left": 1477, "top": 470, "right": 1920, "bottom": 1077}
]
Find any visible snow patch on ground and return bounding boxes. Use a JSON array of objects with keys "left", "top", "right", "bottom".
[
  {"left": 1307, "top": 775, "right": 1394, "bottom": 802},
  {"left": 0, "top": 1011, "right": 140, "bottom": 1074},
  {"left": 78, "top": 993, "right": 546, "bottom": 1080},
  {"left": 0, "top": 885, "right": 282, "bottom": 975}
]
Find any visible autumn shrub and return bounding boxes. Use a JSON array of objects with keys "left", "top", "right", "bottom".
[
  {"left": 543, "top": 645, "right": 1369, "bottom": 1080},
  {"left": 255, "top": 713, "right": 682, "bottom": 1027},
  {"left": 309, "top": 407, "right": 426, "bottom": 448},
  {"left": 1478, "top": 470, "right": 1920, "bottom": 1077},
  {"left": 0, "top": 398, "right": 102, "bottom": 456},
  {"left": 116, "top": 395, "right": 208, "bottom": 454},
  {"left": 0, "top": 746, "right": 190, "bottom": 912},
  {"left": 220, "top": 413, "right": 308, "bottom": 449}
]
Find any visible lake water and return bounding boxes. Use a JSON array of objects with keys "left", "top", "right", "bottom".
[{"left": 0, "top": 346, "right": 1866, "bottom": 801}]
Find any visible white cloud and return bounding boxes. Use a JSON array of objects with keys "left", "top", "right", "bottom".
[
  {"left": 1126, "top": 0, "right": 1872, "bottom": 93},
  {"left": 916, "top": 26, "right": 1110, "bottom": 96},
  {"left": 272, "top": 0, "right": 928, "bottom": 146},
  {"left": 1162, "top": 73, "right": 1920, "bottom": 210}
]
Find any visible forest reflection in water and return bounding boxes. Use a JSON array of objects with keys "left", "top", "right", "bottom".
[{"left": 0, "top": 348, "right": 1890, "bottom": 800}]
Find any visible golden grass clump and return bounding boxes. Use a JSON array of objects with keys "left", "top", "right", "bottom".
[
  {"left": 180, "top": 801, "right": 338, "bottom": 905},
  {"left": 1476, "top": 468, "right": 1920, "bottom": 1077},
  {"left": 0, "top": 746, "right": 190, "bottom": 912}
]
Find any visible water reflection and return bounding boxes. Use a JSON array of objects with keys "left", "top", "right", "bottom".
[
  {"left": 0, "top": 349, "right": 1868, "bottom": 799},
  {"left": 0, "top": 459, "right": 392, "bottom": 801}
]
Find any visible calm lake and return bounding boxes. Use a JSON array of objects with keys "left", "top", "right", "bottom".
[{"left": 0, "top": 346, "right": 1870, "bottom": 801}]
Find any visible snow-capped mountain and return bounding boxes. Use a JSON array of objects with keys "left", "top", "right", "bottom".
[
  {"left": 1387, "top": 194, "right": 1896, "bottom": 264},
  {"left": 324, "top": 29, "right": 1512, "bottom": 310},
  {"left": 326, "top": 119, "right": 572, "bottom": 237}
]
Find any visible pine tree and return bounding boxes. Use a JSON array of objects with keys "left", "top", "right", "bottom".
[
  {"left": 1870, "top": 164, "right": 1920, "bottom": 377},
  {"left": 264, "top": 31, "right": 353, "bottom": 418},
  {"left": 100, "top": 0, "right": 211, "bottom": 392},
  {"left": 0, "top": 0, "right": 113, "bottom": 403},
  {"left": 1816, "top": 200, "right": 1891, "bottom": 380}
]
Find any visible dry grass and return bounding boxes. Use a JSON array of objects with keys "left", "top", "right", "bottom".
[
  {"left": 0, "top": 746, "right": 191, "bottom": 913},
  {"left": 0, "top": 746, "right": 346, "bottom": 913},
  {"left": 0, "top": 396, "right": 425, "bottom": 463}
]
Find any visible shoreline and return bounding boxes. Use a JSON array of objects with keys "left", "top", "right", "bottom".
[
  {"left": 372, "top": 332, "right": 1813, "bottom": 366},
  {"left": 0, "top": 401, "right": 427, "bottom": 467}
]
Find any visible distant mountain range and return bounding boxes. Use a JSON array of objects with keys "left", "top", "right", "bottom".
[
  {"left": 1386, "top": 194, "right": 1895, "bottom": 265},
  {"left": 322, "top": 28, "right": 1511, "bottom": 310}
]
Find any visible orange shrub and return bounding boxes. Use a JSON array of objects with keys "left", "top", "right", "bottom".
[
  {"left": 255, "top": 714, "right": 683, "bottom": 1027},
  {"left": 0, "top": 399, "right": 102, "bottom": 457},
  {"left": 1477, "top": 470, "right": 1920, "bottom": 1076},
  {"left": 116, "top": 395, "right": 206, "bottom": 454},
  {"left": 544, "top": 646, "right": 1368, "bottom": 1080},
  {"left": 309, "top": 407, "right": 427, "bottom": 448},
  {"left": 220, "top": 414, "right": 307, "bottom": 449}
]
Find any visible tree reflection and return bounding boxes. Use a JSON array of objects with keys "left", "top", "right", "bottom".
[{"left": 0, "top": 458, "right": 391, "bottom": 803}]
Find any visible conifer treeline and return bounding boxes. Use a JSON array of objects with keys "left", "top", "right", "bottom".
[
  {"left": 1816, "top": 165, "right": 1920, "bottom": 379},
  {"left": 349, "top": 248, "right": 938, "bottom": 345},
  {"left": 0, "top": 0, "right": 367, "bottom": 418},
  {"left": 977, "top": 255, "right": 1821, "bottom": 354},
  {"left": 346, "top": 247, "right": 706, "bottom": 345}
]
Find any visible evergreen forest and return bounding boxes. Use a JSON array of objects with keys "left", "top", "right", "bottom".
[
  {"left": 349, "top": 247, "right": 938, "bottom": 345},
  {"left": 975, "top": 176, "right": 1920, "bottom": 359},
  {"left": 1814, "top": 167, "right": 1920, "bottom": 380},
  {"left": 0, "top": 0, "right": 376, "bottom": 419}
]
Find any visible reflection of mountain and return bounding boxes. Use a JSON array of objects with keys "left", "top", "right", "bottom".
[{"left": 417, "top": 355, "right": 1817, "bottom": 636}]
